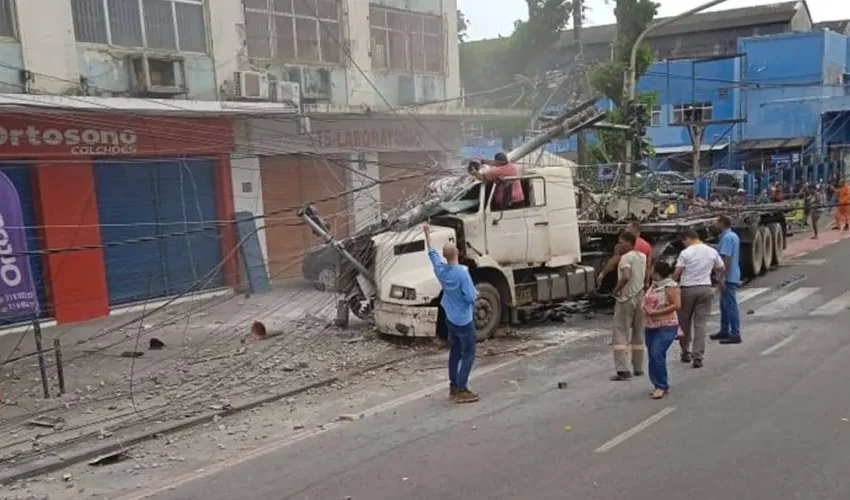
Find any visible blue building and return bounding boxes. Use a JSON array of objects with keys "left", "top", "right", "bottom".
[{"left": 463, "top": 26, "right": 850, "bottom": 186}]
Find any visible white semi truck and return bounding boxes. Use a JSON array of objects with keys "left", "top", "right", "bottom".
[{"left": 298, "top": 101, "right": 792, "bottom": 341}]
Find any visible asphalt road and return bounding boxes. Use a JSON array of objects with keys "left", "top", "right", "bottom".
[{"left": 139, "top": 236, "right": 850, "bottom": 500}]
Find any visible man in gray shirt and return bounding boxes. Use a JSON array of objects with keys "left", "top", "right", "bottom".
[
  {"left": 610, "top": 231, "right": 647, "bottom": 381},
  {"left": 673, "top": 229, "right": 725, "bottom": 368}
]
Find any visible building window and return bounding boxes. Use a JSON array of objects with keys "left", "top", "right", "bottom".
[
  {"left": 244, "top": 0, "right": 341, "bottom": 64},
  {"left": 650, "top": 105, "right": 661, "bottom": 126},
  {"left": 0, "top": 0, "right": 16, "bottom": 38},
  {"left": 672, "top": 102, "right": 713, "bottom": 124},
  {"left": 71, "top": 0, "right": 207, "bottom": 52},
  {"left": 718, "top": 87, "right": 729, "bottom": 100},
  {"left": 370, "top": 6, "right": 444, "bottom": 74}
]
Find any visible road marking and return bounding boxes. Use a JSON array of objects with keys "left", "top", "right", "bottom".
[
  {"left": 760, "top": 336, "right": 795, "bottom": 356},
  {"left": 809, "top": 291, "right": 850, "bottom": 316},
  {"left": 751, "top": 287, "right": 819, "bottom": 317},
  {"left": 116, "top": 341, "right": 570, "bottom": 500},
  {"left": 790, "top": 258, "right": 827, "bottom": 266},
  {"left": 593, "top": 407, "right": 676, "bottom": 453},
  {"left": 711, "top": 287, "right": 769, "bottom": 316}
]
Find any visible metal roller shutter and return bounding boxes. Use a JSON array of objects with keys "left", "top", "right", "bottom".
[
  {"left": 94, "top": 159, "right": 224, "bottom": 305},
  {"left": 378, "top": 152, "right": 445, "bottom": 211},
  {"left": 0, "top": 165, "right": 48, "bottom": 322},
  {"left": 260, "top": 155, "right": 348, "bottom": 280}
]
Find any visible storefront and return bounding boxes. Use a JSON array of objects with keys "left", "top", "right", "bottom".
[
  {"left": 0, "top": 112, "right": 237, "bottom": 325},
  {"left": 242, "top": 116, "right": 461, "bottom": 282}
]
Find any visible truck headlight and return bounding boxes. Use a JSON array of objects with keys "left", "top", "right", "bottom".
[{"left": 389, "top": 285, "right": 417, "bottom": 300}]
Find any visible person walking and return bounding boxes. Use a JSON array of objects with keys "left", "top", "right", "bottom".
[
  {"left": 710, "top": 216, "right": 743, "bottom": 345},
  {"left": 673, "top": 229, "right": 725, "bottom": 368},
  {"left": 423, "top": 222, "right": 479, "bottom": 403},
  {"left": 610, "top": 231, "right": 647, "bottom": 381},
  {"left": 642, "top": 261, "right": 682, "bottom": 399},
  {"left": 805, "top": 185, "right": 823, "bottom": 239}
]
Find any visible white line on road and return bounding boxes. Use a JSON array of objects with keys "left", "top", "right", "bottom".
[
  {"left": 809, "top": 291, "right": 850, "bottom": 316},
  {"left": 760, "top": 336, "right": 795, "bottom": 356},
  {"left": 593, "top": 407, "right": 676, "bottom": 453},
  {"left": 711, "top": 287, "right": 769, "bottom": 316},
  {"left": 751, "top": 287, "right": 819, "bottom": 317}
]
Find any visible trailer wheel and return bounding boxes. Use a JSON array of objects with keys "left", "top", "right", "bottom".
[
  {"left": 769, "top": 223, "right": 784, "bottom": 267},
  {"left": 760, "top": 226, "right": 774, "bottom": 274},
  {"left": 474, "top": 282, "right": 502, "bottom": 342},
  {"left": 741, "top": 230, "right": 764, "bottom": 278}
]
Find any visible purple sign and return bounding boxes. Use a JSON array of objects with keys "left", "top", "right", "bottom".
[{"left": 0, "top": 171, "right": 39, "bottom": 320}]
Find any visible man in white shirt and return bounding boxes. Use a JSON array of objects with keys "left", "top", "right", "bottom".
[{"left": 673, "top": 229, "right": 725, "bottom": 368}]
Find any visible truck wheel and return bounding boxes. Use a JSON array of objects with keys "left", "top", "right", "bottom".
[
  {"left": 474, "top": 282, "right": 502, "bottom": 342},
  {"left": 760, "top": 226, "right": 774, "bottom": 274},
  {"left": 769, "top": 223, "right": 784, "bottom": 267},
  {"left": 741, "top": 230, "right": 764, "bottom": 278}
]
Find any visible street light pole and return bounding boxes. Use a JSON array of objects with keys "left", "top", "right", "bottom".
[{"left": 623, "top": 0, "right": 731, "bottom": 184}]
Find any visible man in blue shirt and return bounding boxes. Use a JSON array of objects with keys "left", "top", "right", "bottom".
[
  {"left": 711, "top": 215, "right": 743, "bottom": 344},
  {"left": 423, "top": 223, "right": 480, "bottom": 403}
]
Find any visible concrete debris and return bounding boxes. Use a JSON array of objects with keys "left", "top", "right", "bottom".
[
  {"left": 88, "top": 449, "right": 131, "bottom": 466},
  {"left": 557, "top": 381, "right": 568, "bottom": 389},
  {"left": 27, "top": 416, "right": 65, "bottom": 429},
  {"left": 120, "top": 351, "right": 144, "bottom": 358},
  {"left": 149, "top": 338, "right": 166, "bottom": 350},
  {"left": 337, "top": 414, "right": 364, "bottom": 422}
]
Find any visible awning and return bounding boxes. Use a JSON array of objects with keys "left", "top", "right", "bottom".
[
  {"left": 735, "top": 137, "right": 811, "bottom": 150},
  {"left": 654, "top": 143, "right": 728, "bottom": 154}
]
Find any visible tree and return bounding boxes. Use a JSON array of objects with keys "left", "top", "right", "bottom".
[
  {"left": 459, "top": 1, "right": 572, "bottom": 148},
  {"left": 457, "top": 10, "right": 468, "bottom": 43},
  {"left": 587, "top": 0, "right": 659, "bottom": 162}
]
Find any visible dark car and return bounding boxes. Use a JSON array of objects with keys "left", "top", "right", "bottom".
[{"left": 302, "top": 244, "right": 338, "bottom": 291}]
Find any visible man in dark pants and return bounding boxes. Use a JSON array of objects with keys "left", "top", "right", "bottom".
[
  {"left": 711, "top": 215, "right": 743, "bottom": 344},
  {"left": 424, "top": 222, "right": 479, "bottom": 403}
]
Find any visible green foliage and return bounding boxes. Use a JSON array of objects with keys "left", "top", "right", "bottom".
[
  {"left": 457, "top": 10, "right": 468, "bottom": 43},
  {"left": 586, "top": 0, "right": 659, "bottom": 161},
  {"left": 459, "top": 1, "right": 572, "bottom": 140}
]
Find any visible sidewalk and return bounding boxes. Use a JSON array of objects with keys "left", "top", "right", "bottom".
[
  {"left": 0, "top": 282, "right": 395, "bottom": 468},
  {"left": 784, "top": 217, "right": 850, "bottom": 259}
]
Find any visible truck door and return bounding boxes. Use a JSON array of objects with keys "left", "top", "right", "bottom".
[
  {"left": 484, "top": 178, "right": 528, "bottom": 265},
  {"left": 524, "top": 177, "right": 550, "bottom": 264}
]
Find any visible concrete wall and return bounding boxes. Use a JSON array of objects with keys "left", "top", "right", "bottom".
[
  {"left": 0, "top": 41, "right": 22, "bottom": 93},
  {"left": 16, "top": 0, "right": 80, "bottom": 93},
  {"left": 230, "top": 156, "right": 268, "bottom": 266}
]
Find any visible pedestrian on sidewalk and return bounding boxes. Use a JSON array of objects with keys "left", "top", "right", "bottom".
[
  {"left": 710, "top": 216, "right": 743, "bottom": 345},
  {"left": 834, "top": 179, "right": 850, "bottom": 231},
  {"left": 610, "top": 231, "right": 647, "bottom": 382},
  {"left": 643, "top": 261, "right": 682, "bottom": 399},
  {"left": 673, "top": 229, "right": 725, "bottom": 368},
  {"left": 423, "top": 222, "right": 480, "bottom": 404},
  {"left": 805, "top": 185, "right": 824, "bottom": 239}
]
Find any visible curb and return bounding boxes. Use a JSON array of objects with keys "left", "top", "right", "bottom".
[{"left": 0, "top": 351, "right": 422, "bottom": 485}]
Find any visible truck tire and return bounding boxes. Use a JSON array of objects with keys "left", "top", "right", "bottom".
[
  {"left": 760, "top": 226, "right": 773, "bottom": 274},
  {"left": 768, "top": 223, "right": 784, "bottom": 267},
  {"left": 474, "top": 282, "right": 502, "bottom": 342},
  {"left": 741, "top": 230, "right": 764, "bottom": 278}
]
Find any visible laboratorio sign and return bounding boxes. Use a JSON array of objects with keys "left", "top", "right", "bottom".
[{"left": 0, "top": 125, "right": 139, "bottom": 155}]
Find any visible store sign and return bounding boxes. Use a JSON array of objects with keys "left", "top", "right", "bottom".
[
  {"left": 0, "top": 172, "right": 40, "bottom": 320},
  {"left": 309, "top": 128, "right": 427, "bottom": 150},
  {"left": 0, "top": 125, "right": 138, "bottom": 155}
]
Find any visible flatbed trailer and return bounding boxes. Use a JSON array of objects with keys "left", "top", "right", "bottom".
[{"left": 579, "top": 203, "right": 794, "bottom": 283}]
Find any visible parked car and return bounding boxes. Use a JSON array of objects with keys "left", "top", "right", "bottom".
[{"left": 302, "top": 245, "right": 338, "bottom": 291}]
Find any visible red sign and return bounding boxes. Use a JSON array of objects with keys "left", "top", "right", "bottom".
[{"left": 0, "top": 114, "right": 233, "bottom": 157}]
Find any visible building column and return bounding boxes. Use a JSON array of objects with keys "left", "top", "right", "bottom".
[
  {"left": 230, "top": 155, "right": 268, "bottom": 273},
  {"left": 348, "top": 152, "right": 381, "bottom": 232},
  {"left": 343, "top": 0, "right": 374, "bottom": 107},
  {"left": 16, "top": 0, "right": 80, "bottom": 94},
  {"left": 214, "top": 155, "right": 239, "bottom": 288},
  {"left": 34, "top": 161, "right": 109, "bottom": 324}
]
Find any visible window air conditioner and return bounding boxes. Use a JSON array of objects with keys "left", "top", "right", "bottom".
[
  {"left": 270, "top": 80, "right": 301, "bottom": 109},
  {"left": 233, "top": 70, "right": 270, "bottom": 100}
]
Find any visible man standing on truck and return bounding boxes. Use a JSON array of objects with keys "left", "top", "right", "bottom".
[
  {"left": 673, "top": 229, "right": 725, "bottom": 368},
  {"left": 711, "top": 216, "right": 743, "bottom": 345},
  {"left": 610, "top": 232, "right": 647, "bottom": 382},
  {"left": 423, "top": 222, "right": 480, "bottom": 404},
  {"left": 471, "top": 152, "right": 525, "bottom": 208}
]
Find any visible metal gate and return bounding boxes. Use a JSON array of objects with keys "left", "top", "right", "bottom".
[{"left": 94, "top": 159, "right": 224, "bottom": 305}]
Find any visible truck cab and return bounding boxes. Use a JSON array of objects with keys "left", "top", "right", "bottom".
[{"left": 372, "top": 151, "right": 596, "bottom": 341}]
